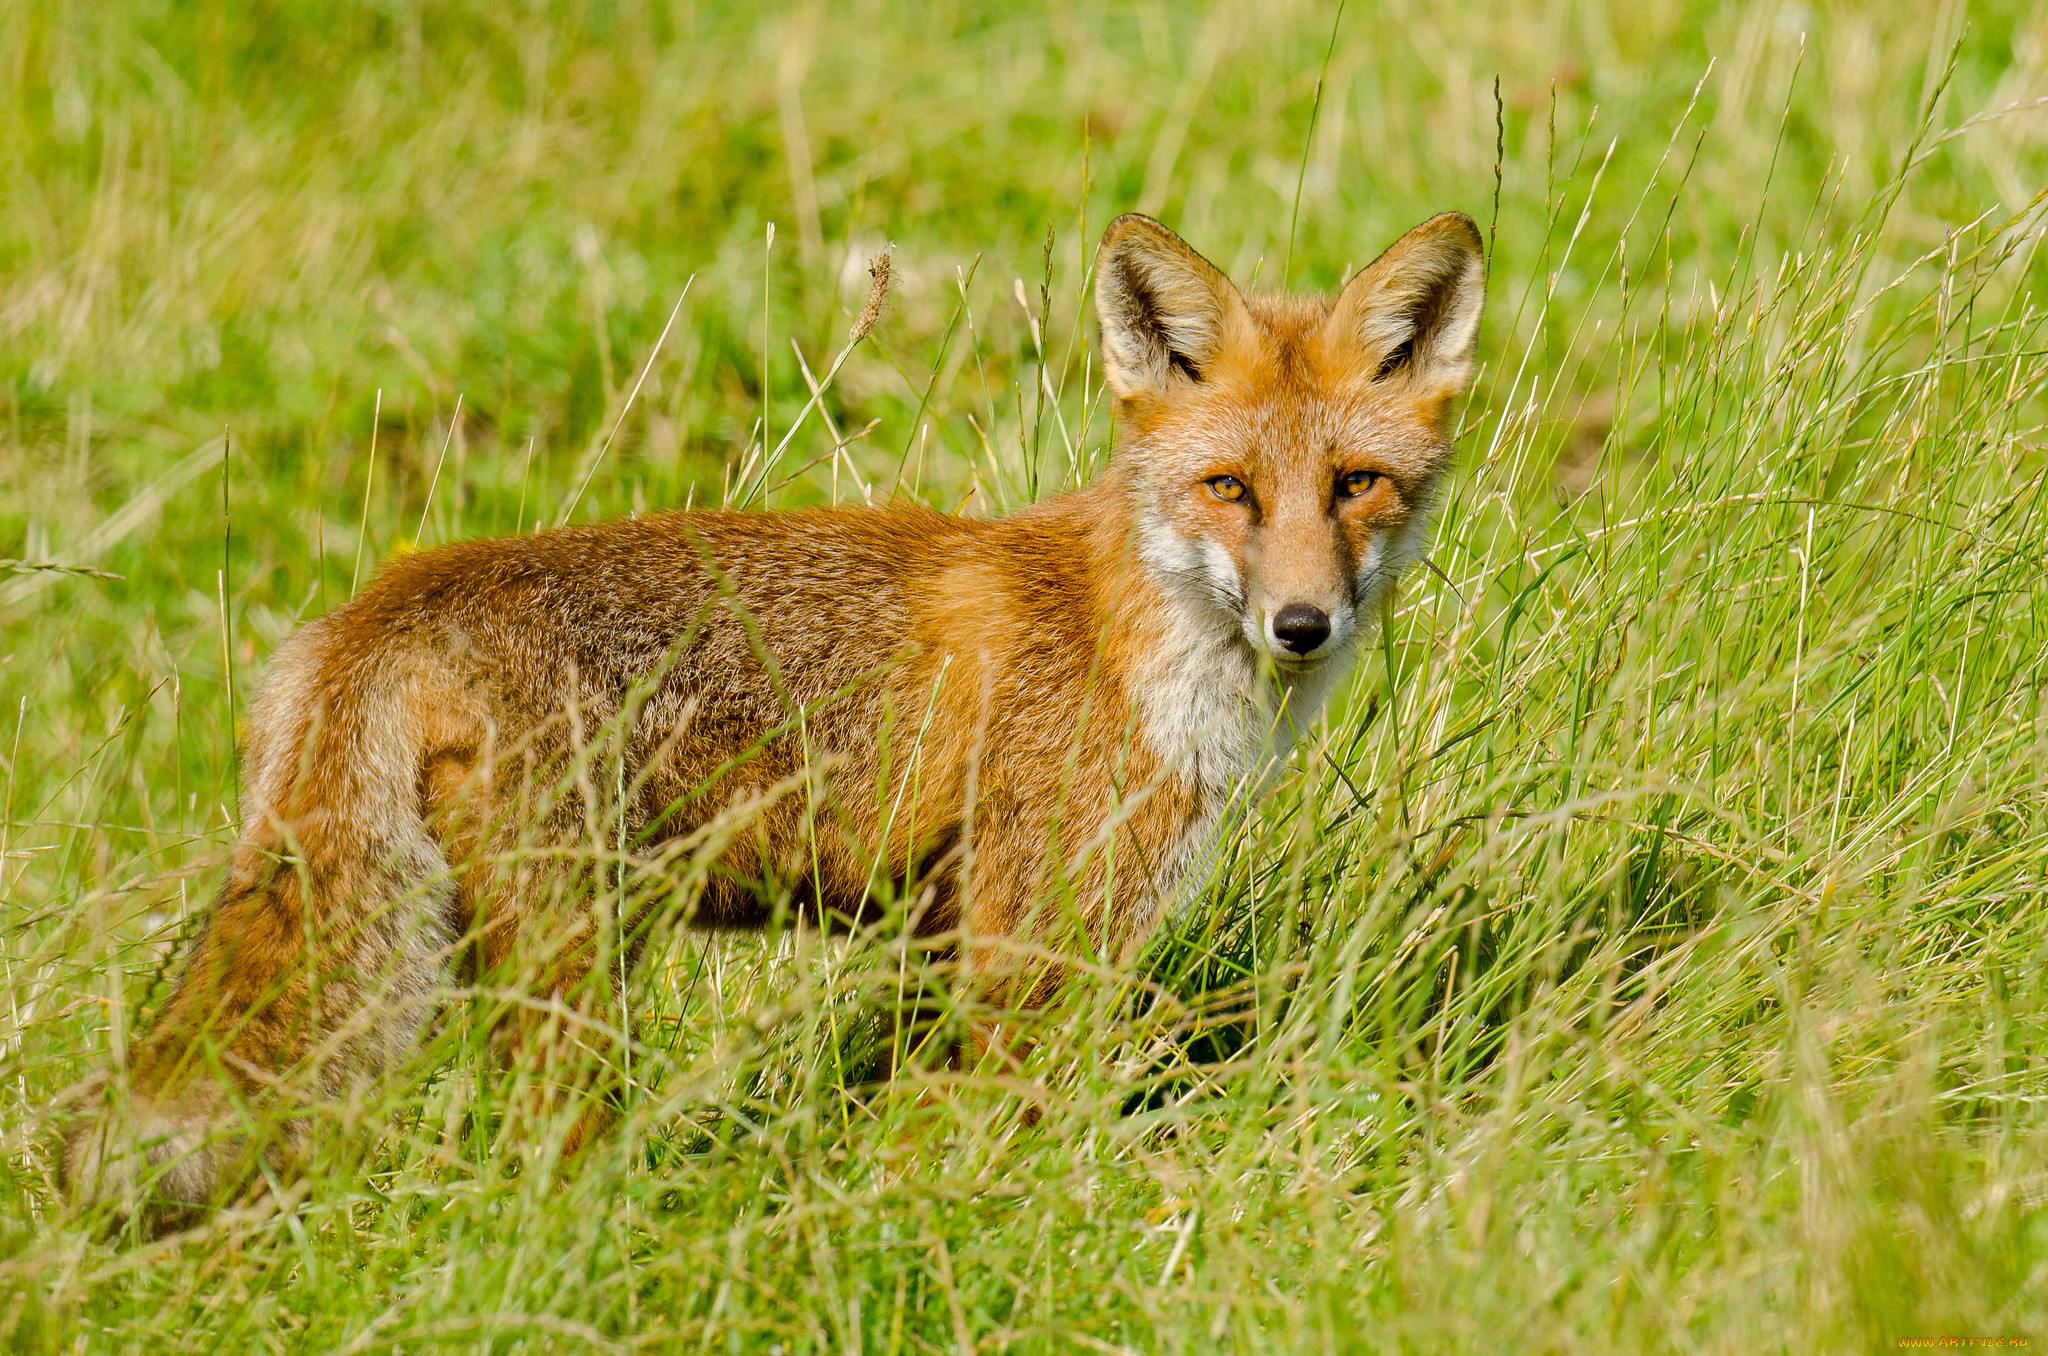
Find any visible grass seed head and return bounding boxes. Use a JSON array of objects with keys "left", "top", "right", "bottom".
[{"left": 850, "top": 244, "right": 893, "bottom": 344}]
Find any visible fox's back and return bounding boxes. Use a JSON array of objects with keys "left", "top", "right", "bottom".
[{"left": 313, "top": 504, "right": 967, "bottom": 737}]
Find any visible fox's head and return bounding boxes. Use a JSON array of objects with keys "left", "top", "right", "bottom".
[{"left": 1094, "top": 212, "right": 1484, "bottom": 678}]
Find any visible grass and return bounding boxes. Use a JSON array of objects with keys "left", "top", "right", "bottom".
[{"left": 5, "top": 0, "right": 2048, "bottom": 1349}]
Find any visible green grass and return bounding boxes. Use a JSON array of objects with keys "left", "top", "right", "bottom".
[{"left": 6, "top": 0, "right": 2048, "bottom": 1349}]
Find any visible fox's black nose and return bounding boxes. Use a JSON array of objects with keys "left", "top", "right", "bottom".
[{"left": 1272, "top": 603, "right": 1331, "bottom": 655}]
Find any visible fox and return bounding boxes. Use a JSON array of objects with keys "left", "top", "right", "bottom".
[{"left": 58, "top": 210, "right": 1485, "bottom": 1230}]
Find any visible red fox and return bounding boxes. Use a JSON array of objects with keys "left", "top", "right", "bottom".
[{"left": 61, "top": 211, "right": 1484, "bottom": 1228}]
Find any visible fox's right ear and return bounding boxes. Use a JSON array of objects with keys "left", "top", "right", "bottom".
[
  {"left": 1326, "top": 212, "right": 1486, "bottom": 417},
  {"left": 1094, "top": 215, "right": 1246, "bottom": 402}
]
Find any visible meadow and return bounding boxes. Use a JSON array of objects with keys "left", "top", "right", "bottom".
[{"left": 5, "top": 0, "right": 2048, "bottom": 1349}]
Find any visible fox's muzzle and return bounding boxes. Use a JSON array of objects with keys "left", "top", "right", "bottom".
[{"left": 1270, "top": 603, "right": 1332, "bottom": 655}]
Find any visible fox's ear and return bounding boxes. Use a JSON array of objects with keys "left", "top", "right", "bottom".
[
  {"left": 1094, "top": 214, "right": 1246, "bottom": 401},
  {"left": 1326, "top": 213, "right": 1486, "bottom": 410}
]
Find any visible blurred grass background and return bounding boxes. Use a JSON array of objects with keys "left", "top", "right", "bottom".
[{"left": 5, "top": 0, "right": 2048, "bottom": 1350}]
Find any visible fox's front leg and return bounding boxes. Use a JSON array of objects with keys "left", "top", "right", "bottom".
[
  {"left": 952, "top": 777, "right": 1203, "bottom": 1083},
  {"left": 948, "top": 818, "right": 1087, "bottom": 1082}
]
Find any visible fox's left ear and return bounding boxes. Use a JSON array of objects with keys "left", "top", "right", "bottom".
[
  {"left": 1325, "top": 213, "right": 1486, "bottom": 417},
  {"left": 1094, "top": 214, "right": 1250, "bottom": 403}
]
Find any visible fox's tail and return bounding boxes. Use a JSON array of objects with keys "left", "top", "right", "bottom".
[{"left": 59, "top": 617, "right": 458, "bottom": 1231}]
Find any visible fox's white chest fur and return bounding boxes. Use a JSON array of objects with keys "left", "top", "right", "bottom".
[
  {"left": 1132, "top": 513, "right": 1356, "bottom": 790},
  {"left": 1129, "top": 518, "right": 1357, "bottom": 928}
]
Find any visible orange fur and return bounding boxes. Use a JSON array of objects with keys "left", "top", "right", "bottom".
[{"left": 59, "top": 212, "right": 1485, "bottom": 1228}]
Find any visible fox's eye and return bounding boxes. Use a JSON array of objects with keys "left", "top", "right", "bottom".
[
  {"left": 1338, "top": 469, "right": 1380, "bottom": 497},
  {"left": 1207, "top": 476, "right": 1248, "bottom": 503}
]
